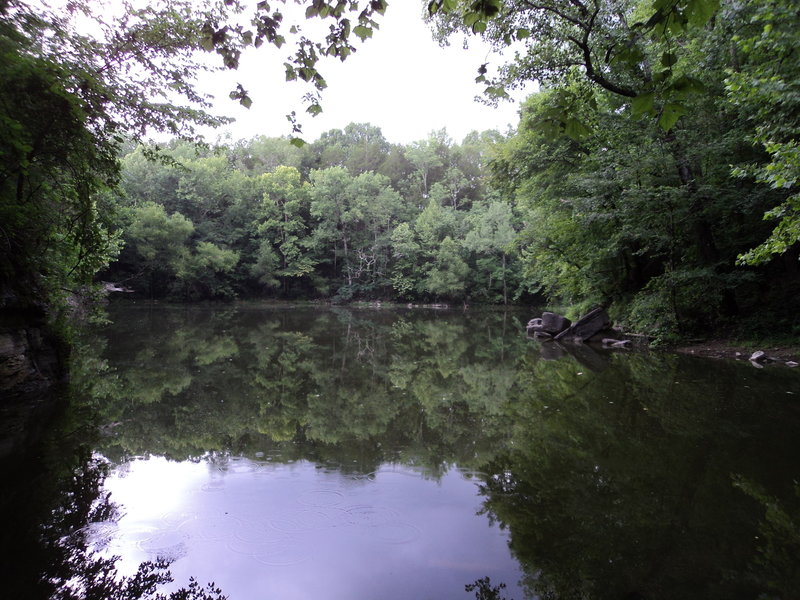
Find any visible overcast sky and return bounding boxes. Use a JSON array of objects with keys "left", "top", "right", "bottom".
[{"left": 202, "top": 1, "right": 528, "bottom": 145}]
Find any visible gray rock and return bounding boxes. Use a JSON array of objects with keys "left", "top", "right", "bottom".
[
  {"left": 786, "top": 361, "right": 799, "bottom": 368},
  {"left": 749, "top": 350, "right": 766, "bottom": 362},
  {"left": 541, "top": 312, "right": 571, "bottom": 334},
  {"left": 526, "top": 318, "right": 544, "bottom": 333},
  {"left": 555, "top": 307, "right": 611, "bottom": 342}
]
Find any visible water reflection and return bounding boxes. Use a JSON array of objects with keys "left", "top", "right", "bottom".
[
  {"left": 102, "top": 456, "right": 516, "bottom": 600},
  {"left": 11, "top": 303, "right": 800, "bottom": 599}
]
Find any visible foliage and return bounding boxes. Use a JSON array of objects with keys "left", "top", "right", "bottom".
[
  {"left": 0, "top": 0, "right": 229, "bottom": 322},
  {"left": 726, "top": 0, "right": 800, "bottom": 264}
]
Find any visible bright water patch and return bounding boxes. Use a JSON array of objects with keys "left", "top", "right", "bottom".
[{"left": 99, "top": 456, "right": 520, "bottom": 600}]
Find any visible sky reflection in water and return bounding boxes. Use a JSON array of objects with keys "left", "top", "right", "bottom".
[{"left": 102, "top": 455, "right": 519, "bottom": 600}]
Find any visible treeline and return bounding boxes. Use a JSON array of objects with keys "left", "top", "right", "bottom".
[
  {"left": 3, "top": 0, "right": 800, "bottom": 342},
  {"left": 105, "top": 125, "right": 527, "bottom": 305}
]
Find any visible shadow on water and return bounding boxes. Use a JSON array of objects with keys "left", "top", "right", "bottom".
[{"left": 2, "top": 302, "right": 799, "bottom": 599}]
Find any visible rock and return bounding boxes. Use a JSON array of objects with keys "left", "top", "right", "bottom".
[
  {"left": 541, "top": 312, "right": 571, "bottom": 334},
  {"left": 749, "top": 360, "right": 765, "bottom": 369},
  {"left": 787, "top": 361, "right": 799, "bottom": 368},
  {"left": 555, "top": 307, "right": 611, "bottom": 342},
  {"left": 526, "top": 318, "right": 544, "bottom": 334},
  {"left": 749, "top": 350, "right": 766, "bottom": 363}
]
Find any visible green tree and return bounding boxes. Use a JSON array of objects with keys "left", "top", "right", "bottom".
[
  {"left": 464, "top": 200, "right": 517, "bottom": 304},
  {"left": 727, "top": 0, "right": 800, "bottom": 264},
  {"left": 422, "top": 236, "right": 469, "bottom": 300},
  {"left": 0, "top": 0, "right": 230, "bottom": 318},
  {"left": 254, "top": 166, "right": 316, "bottom": 293},
  {"left": 124, "top": 202, "right": 194, "bottom": 297}
]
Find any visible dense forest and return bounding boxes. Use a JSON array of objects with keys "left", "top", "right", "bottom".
[{"left": 2, "top": 0, "right": 799, "bottom": 342}]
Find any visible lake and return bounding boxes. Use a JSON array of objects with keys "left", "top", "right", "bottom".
[{"left": 2, "top": 302, "right": 799, "bottom": 600}]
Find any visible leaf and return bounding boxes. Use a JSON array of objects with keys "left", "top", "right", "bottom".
[
  {"left": 668, "top": 75, "right": 706, "bottom": 95},
  {"left": 353, "top": 25, "right": 372, "bottom": 40},
  {"left": 686, "top": 0, "right": 720, "bottom": 27},
  {"left": 199, "top": 35, "right": 214, "bottom": 52},
  {"left": 658, "top": 103, "right": 687, "bottom": 131},
  {"left": 631, "top": 92, "right": 655, "bottom": 116},
  {"left": 290, "top": 137, "right": 306, "bottom": 148},
  {"left": 660, "top": 51, "right": 677, "bottom": 67},
  {"left": 563, "top": 117, "right": 592, "bottom": 140}
]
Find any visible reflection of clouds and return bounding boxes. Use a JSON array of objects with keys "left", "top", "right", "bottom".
[{"left": 101, "top": 457, "right": 522, "bottom": 599}]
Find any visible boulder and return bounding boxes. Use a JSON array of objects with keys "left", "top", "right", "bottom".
[
  {"left": 749, "top": 350, "right": 766, "bottom": 363},
  {"left": 541, "top": 312, "right": 571, "bottom": 335},
  {"left": 526, "top": 318, "right": 544, "bottom": 334},
  {"left": 555, "top": 307, "right": 611, "bottom": 342}
]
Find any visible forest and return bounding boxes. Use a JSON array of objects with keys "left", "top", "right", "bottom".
[{"left": 1, "top": 0, "right": 799, "bottom": 342}]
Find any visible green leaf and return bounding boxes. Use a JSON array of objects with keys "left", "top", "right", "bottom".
[
  {"left": 668, "top": 75, "right": 706, "bottom": 95},
  {"left": 290, "top": 137, "right": 306, "bottom": 148},
  {"left": 686, "top": 0, "right": 720, "bottom": 27},
  {"left": 660, "top": 51, "right": 677, "bottom": 67},
  {"left": 199, "top": 35, "right": 214, "bottom": 52},
  {"left": 658, "top": 103, "right": 687, "bottom": 131},
  {"left": 563, "top": 117, "right": 592, "bottom": 140},
  {"left": 631, "top": 92, "right": 655, "bottom": 116},
  {"left": 353, "top": 25, "right": 372, "bottom": 40}
]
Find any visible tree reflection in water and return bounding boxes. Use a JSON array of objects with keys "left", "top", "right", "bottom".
[
  {"left": 17, "top": 303, "right": 800, "bottom": 600},
  {"left": 0, "top": 426, "right": 228, "bottom": 600}
]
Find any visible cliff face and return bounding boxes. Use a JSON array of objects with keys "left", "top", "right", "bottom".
[{"left": 0, "top": 287, "right": 68, "bottom": 458}]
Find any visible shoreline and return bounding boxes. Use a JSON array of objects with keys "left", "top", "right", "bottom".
[{"left": 670, "top": 339, "right": 800, "bottom": 365}]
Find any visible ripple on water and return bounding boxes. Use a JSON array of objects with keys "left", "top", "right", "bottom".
[
  {"left": 371, "top": 521, "right": 422, "bottom": 545},
  {"left": 138, "top": 529, "right": 189, "bottom": 561},
  {"left": 344, "top": 504, "right": 400, "bottom": 527},
  {"left": 227, "top": 537, "right": 313, "bottom": 567},
  {"left": 181, "top": 513, "right": 243, "bottom": 542},
  {"left": 233, "top": 519, "right": 287, "bottom": 544},
  {"left": 269, "top": 508, "right": 351, "bottom": 533},
  {"left": 77, "top": 521, "right": 118, "bottom": 552},
  {"left": 296, "top": 489, "right": 344, "bottom": 507},
  {"left": 200, "top": 479, "right": 226, "bottom": 493}
]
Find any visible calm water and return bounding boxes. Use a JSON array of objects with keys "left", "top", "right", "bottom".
[{"left": 2, "top": 302, "right": 800, "bottom": 600}]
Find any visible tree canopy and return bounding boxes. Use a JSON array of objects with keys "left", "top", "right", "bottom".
[{"left": 2, "top": 0, "right": 799, "bottom": 342}]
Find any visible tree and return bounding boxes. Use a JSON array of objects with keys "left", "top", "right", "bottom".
[
  {"left": 727, "top": 0, "right": 800, "bottom": 264},
  {"left": 254, "top": 165, "right": 317, "bottom": 292},
  {"left": 464, "top": 200, "right": 517, "bottom": 304},
  {"left": 124, "top": 202, "right": 194, "bottom": 297},
  {"left": 422, "top": 235, "right": 469, "bottom": 299},
  {"left": 0, "top": 0, "right": 230, "bottom": 318}
]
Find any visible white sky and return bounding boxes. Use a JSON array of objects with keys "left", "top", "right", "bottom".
[{"left": 202, "top": 1, "right": 528, "bottom": 145}]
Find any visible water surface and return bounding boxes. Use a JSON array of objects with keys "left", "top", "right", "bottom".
[{"left": 3, "top": 303, "right": 800, "bottom": 599}]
